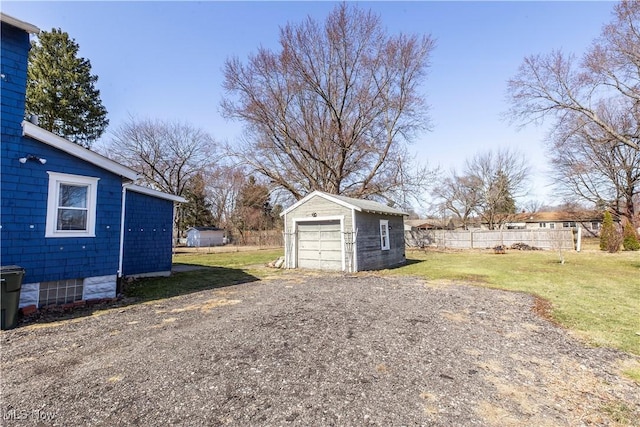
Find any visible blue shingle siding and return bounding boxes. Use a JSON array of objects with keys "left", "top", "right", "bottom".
[
  {"left": 1, "top": 22, "right": 30, "bottom": 139},
  {"left": 122, "top": 190, "right": 174, "bottom": 276},
  {"left": 2, "top": 17, "right": 178, "bottom": 303},
  {"left": 1, "top": 21, "right": 124, "bottom": 285},
  {"left": 1, "top": 137, "right": 125, "bottom": 284}
]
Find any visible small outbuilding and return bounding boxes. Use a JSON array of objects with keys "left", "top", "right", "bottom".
[
  {"left": 281, "top": 191, "right": 407, "bottom": 272},
  {"left": 186, "top": 227, "right": 226, "bottom": 247}
]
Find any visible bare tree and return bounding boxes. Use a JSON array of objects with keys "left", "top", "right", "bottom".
[
  {"left": 548, "top": 110, "right": 640, "bottom": 227},
  {"left": 206, "top": 165, "right": 247, "bottom": 229},
  {"left": 104, "top": 116, "right": 217, "bottom": 196},
  {"left": 101, "top": 117, "right": 217, "bottom": 236},
  {"left": 506, "top": 1, "right": 639, "bottom": 152},
  {"left": 523, "top": 199, "right": 544, "bottom": 214},
  {"left": 464, "top": 148, "right": 531, "bottom": 230},
  {"left": 221, "top": 3, "right": 435, "bottom": 205},
  {"left": 432, "top": 171, "right": 482, "bottom": 229}
]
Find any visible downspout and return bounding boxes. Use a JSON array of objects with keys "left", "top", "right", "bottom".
[
  {"left": 284, "top": 211, "right": 289, "bottom": 268},
  {"left": 351, "top": 209, "right": 358, "bottom": 272},
  {"left": 118, "top": 182, "right": 133, "bottom": 280}
]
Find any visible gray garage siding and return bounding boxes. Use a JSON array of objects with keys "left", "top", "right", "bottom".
[
  {"left": 285, "top": 196, "right": 353, "bottom": 232},
  {"left": 282, "top": 191, "right": 407, "bottom": 272},
  {"left": 355, "top": 212, "right": 406, "bottom": 271}
]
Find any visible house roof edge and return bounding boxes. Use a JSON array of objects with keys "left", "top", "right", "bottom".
[
  {"left": 22, "top": 121, "right": 139, "bottom": 181},
  {"left": 127, "top": 184, "right": 187, "bottom": 203},
  {"left": 1, "top": 13, "right": 40, "bottom": 34}
]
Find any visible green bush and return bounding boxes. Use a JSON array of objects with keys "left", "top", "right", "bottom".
[
  {"left": 599, "top": 211, "right": 621, "bottom": 253},
  {"left": 622, "top": 221, "right": 640, "bottom": 251}
]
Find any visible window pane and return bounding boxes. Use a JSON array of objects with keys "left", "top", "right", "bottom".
[
  {"left": 380, "top": 220, "right": 390, "bottom": 250},
  {"left": 59, "top": 185, "right": 87, "bottom": 208},
  {"left": 57, "top": 209, "right": 88, "bottom": 230}
]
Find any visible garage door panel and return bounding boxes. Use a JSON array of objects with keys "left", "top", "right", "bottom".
[
  {"left": 298, "top": 240, "right": 321, "bottom": 250},
  {"left": 319, "top": 230, "right": 341, "bottom": 240},
  {"left": 297, "top": 220, "right": 342, "bottom": 270}
]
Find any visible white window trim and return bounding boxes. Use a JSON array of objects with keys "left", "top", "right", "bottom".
[
  {"left": 380, "top": 219, "right": 390, "bottom": 250},
  {"left": 45, "top": 172, "right": 99, "bottom": 238}
]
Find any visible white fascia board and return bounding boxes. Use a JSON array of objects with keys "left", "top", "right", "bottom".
[
  {"left": 0, "top": 13, "right": 40, "bottom": 34},
  {"left": 280, "top": 190, "right": 358, "bottom": 216},
  {"left": 22, "top": 121, "right": 139, "bottom": 181},
  {"left": 127, "top": 184, "right": 187, "bottom": 203}
]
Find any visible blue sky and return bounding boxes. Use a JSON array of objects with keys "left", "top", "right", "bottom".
[{"left": 2, "top": 1, "right": 615, "bottom": 209}]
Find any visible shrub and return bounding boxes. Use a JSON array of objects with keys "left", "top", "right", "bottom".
[
  {"left": 622, "top": 221, "right": 640, "bottom": 251},
  {"left": 600, "top": 211, "right": 621, "bottom": 253}
]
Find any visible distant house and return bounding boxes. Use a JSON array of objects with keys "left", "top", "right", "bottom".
[
  {"left": 186, "top": 227, "right": 226, "bottom": 247},
  {"left": 505, "top": 211, "right": 605, "bottom": 236},
  {"left": 0, "top": 13, "right": 186, "bottom": 308},
  {"left": 404, "top": 219, "right": 442, "bottom": 231},
  {"left": 281, "top": 191, "right": 407, "bottom": 272}
]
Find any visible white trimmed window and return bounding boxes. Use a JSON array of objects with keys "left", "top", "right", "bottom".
[
  {"left": 380, "top": 219, "right": 390, "bottom": 250},
  {"left": 46, "top": 172, "right": 99, "bottom": 238}
]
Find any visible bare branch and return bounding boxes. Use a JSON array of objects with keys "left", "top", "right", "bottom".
[{"left": 221, "top": 3, "right": 435, "bottom": 204}]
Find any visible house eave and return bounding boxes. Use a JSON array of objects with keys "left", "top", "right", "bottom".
[
  {"left": 127, "top": 184, "right": 187, "bottom": 203},
  {"left": 0, "top": 13, "right": 40, "bottom": 34},
  {"left": 22, "top": 121, "right": 139, "bottom": 181}
]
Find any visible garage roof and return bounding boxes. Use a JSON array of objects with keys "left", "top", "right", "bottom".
[{"left": 281, "top": 191, "right": 408, "bottom": 217}]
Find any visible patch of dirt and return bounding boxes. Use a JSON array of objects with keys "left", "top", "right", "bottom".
[
  {"left": 531, "top": 295, "right": 559, "bottom": 326},
  {"left": 1, "top": 274, "right": 638, "bottom": 426}
]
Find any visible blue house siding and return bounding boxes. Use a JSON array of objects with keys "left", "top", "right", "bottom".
[
  {"left": 2, "top": 137, "right": 125, "bottom": 286},
  {"left": 122, "top": 190, "right": 174, "bottom": 277},
  {"left": 2, "top": 14, "right": 182, "bottom": 309},
  {"left": 0, "top": 21, "right": 30, "bottom": 140}
]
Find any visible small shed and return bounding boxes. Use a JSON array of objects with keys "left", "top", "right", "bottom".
[
  {"left": 186, "top": 227, "right": 225, "bottom": 247},
  {"left": 281, "top": 191, "right": 408, "bottom": 272}
]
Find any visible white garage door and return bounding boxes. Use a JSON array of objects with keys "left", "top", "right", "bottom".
[{"left": 297, "top": 220, "right": 343, "bottom": 270}]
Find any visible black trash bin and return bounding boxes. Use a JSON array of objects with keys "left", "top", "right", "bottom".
[{"left": 1, "top": 266, "right": 25, "bottom": 330}]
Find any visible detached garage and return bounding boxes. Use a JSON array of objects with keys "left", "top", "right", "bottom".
[{"left": 281, "top": 191, "right": 407, "bottom": 272}]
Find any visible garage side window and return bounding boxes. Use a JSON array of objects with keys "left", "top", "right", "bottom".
[
  {"left": 46, "top": 172, "right": 99, "bottom": 238},
  {"left": 380, "top": 219, "right": 390, "bottom": 250}
]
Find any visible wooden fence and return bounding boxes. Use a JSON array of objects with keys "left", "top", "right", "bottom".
[{"left": 405, "top": 229, "right": 575, "bottom": 250}]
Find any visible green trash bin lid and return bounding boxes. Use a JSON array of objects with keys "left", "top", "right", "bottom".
[
  {"left": 1, "top": 265, "right": 25, "bottom": 293},
  {"left": 1, "top": 265, "right": 25, "bottom": 273}
]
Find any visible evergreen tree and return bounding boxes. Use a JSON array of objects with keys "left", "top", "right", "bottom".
[
  {"left": 26, "top": 28, "right": 108, "bottom": 148},
  {"left": 599, "top": 211, "right": 621, "bottom": 253},
  {"left": 181, "top": 173, "right": 216, "bottom": 230},
  {"left": 493, "top": 170, "right": 517, "bottom": 215},
  {"left": 622, "top": 221, "right": 640, "bottom": 251},
  {"left": 231, "top": 176, "right": 275, "bottom": 243},
  {"left": 233, "top": 176, "right": 273, "bottom": 231}
]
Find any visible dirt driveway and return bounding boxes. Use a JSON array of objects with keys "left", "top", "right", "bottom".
[{"left": 1, "top": 274, "right": 639, "bottom": 426}]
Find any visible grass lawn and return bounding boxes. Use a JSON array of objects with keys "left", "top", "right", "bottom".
[
  {"left": 124, "top": 249, "right": 284, "bottom": 301},
  {"left": 125, "top": 244, "right": 639, "bottom": 378}
]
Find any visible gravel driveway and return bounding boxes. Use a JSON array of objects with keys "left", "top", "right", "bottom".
[{"left": 1, "top": 273, "right": 639, "bottom": 426}]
